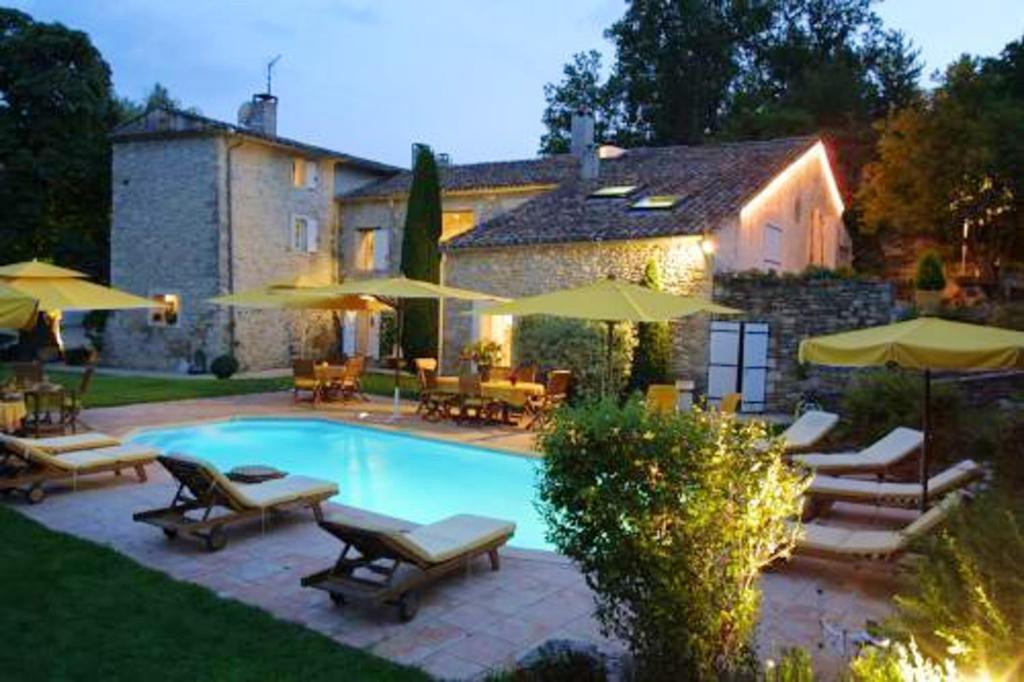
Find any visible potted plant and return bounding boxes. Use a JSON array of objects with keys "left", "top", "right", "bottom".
[
  {"left": 914, "top": 251, "right": 946, "bottom": 313},
  {"left": 461, "top": 340, "right": 503, "bottom": 381}
]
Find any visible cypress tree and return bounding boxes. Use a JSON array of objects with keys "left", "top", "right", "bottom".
[
  {"left": 627, "top": 259, "right": 672, "bottom": 394},
  {"left": 399, "top": 145, "right": 442, "bottom": 362}
]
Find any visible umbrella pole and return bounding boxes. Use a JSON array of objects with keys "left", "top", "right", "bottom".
[
  {"left": 921, "top": 368, "right": 931, "bottom": 512},
  {"left": 605, "top": 321, "right": 614, "bottom": 397},
  {"left": 393, "top": 301, "right": 402, "bottom": 419}
]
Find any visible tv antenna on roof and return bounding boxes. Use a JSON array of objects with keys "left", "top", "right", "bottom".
[{"left": 265, "top": 55, "right": 282, "bottom": 95}]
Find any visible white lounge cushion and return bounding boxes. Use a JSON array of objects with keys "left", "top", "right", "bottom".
[
  {"left": 791, "top": 427, "right": 922, "bottom": 473},
  {"left": 400, "top": 514, "right": 516, "bottom": 564},
  {"left": 46, "top": 444, "right": 158, "bottom": 471},
  {"left": 808, "top": 460, "right": 981, "bottom": 504},
  {"left": 0, "top": 432, "right": 122, "bottom": 454},
  {"left": 230, "top": 475, "right": 338, "bottom": 509},
  {"left": 780, "top": 411, "right": 839, "bottom": 450}
]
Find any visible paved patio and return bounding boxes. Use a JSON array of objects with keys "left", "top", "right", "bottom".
[{"left": 8, "top": 391, "right": 908, "bottom": 679}]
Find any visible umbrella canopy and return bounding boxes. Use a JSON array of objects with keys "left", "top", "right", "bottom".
[
  {"left": 310, "top": 276, "right": 508, "bottom": 418},
  {"left": 798, "top": 317, "right": 1024, "bottom": 510},
  {"left": 0, "top": 283, "right": 39, "bottom": 329},
  {"left": 477, "top": 277, "right": 739, "bottom": 321},
  {"left": 0, "top": 260, "right": 155, "bottom": 312},
  {"left": 209, "top": 279, "right": 392, "bottom": 312},
  {"left": 799, "top": 317, "right": 1024, "bottom": 370},
  {"left": 477, "top": 277, "right": 740, "bottom": 394}
]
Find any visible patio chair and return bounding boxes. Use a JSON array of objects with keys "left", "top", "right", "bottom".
[
  {"left": 61, "top": 366, "right": 95, "bottom": 433},
  {"left": 511, "top": 363, "right": 538, "bottom": 384},
  {"left": 525, "top": 370, "right": 571, "bottom": 430},
  {"left": 720, "top": 392, "right": 742, "bottom": 414},
  {"left": 301, "top": 509, "right": 515, "bottom": 621},
  {"left": 10, "top": 361, "right": 43, "bottom": 389},
  {"left": 803, "top": 459, "right": 982, "bottom": 519},
  {"left": 337, "top": 355, "right": 367, "bottom": 401},
  {"left": 413, "top": 358, "right": 438, "bottom": 373},
  {"left": 415, "top": 366, "right": 448, "bottom": 422},
  {"left": 791, "top": 491, "right": 964, "bottom": 562},
  {"left": 133, "top": 453, "right": 337, "bottom": 551},
  {"left": 778, "top": 410, "right": 839, "bottom": 451},
  {"left": 0, "top": 434, "right": 157, "bottom": 504},
  {"left": 292, "top": 359, "right": 322, "bottom": 404},
  {"left": 487, "top": 366, "right": 513, "bottom": 382},
  {"left": 789, "top": 427, "right": 923, "bottom": 478},
  {"left": 646, "top": 384, "right": 677, "bottom": 415},
  {"left": 453, "top": 373, "right": 491, "bottom": 424}
]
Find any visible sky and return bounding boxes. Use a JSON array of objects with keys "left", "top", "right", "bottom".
[{"left": 10, "top": 1, "right": 1024, "bottom": 168}]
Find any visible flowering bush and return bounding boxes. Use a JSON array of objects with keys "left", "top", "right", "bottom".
[{"left": 536, "top": 399, "right": 807, "bottom": 679}]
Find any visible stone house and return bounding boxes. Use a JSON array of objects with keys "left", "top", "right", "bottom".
[
  {"left": 340, "top": 118, "right": 858, "bottom": 410},
  {"left": 105, "top": 96, "right": 398, "bottom": 371}
]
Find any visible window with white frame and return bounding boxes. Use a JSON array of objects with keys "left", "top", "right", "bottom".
[
  {"left": 290, "top": 215, "right": 318, "bottom": 252},
  {"left": 763, "top": 224, "right": 782, "bottom": 270},
  {"left": 291, "top": 158, "right": 319, "bottom": 189},
  {"left": 149, "top": 293, "right": 181, "bottom": 327},
  {"left": 471, "top": 301, "right": 513, "bottom": 367}
]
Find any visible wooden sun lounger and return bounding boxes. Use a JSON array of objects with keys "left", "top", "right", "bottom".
[
  {"left": 803, "top": 460, "right": 983, "bottom": 519},
  {"left": 301, "top": 511, "right": 516, "bottom": 621},
  {"left": 0, "top": 436, "right": 157, "bottom": 504},
  {"left": 132, "top": 454, "right": 338, "bottom": 551},
  {"left": 791, "top": 491, "right": 964, "bottom": 562},
  {"left": 0, "top": 431, "right": 123, "bottom": 454},
  {"left": 789, "top": 427, "right": 923, "bottom": 477},
  {"left": 778, "top": 410, "right": 839, "bottom": 451}
]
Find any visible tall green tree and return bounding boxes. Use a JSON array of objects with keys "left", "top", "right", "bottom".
[
  {"left": 858, "top": 36, "right": 1024, "bottom": 277},
  {"left": 0, "top": 8, "right": 119, "bottom": 278},
  {"left": 627, "top": 260, "right": 671, "bottom": 394},
  {"left": 399, "top": 145, "right": 442, "bottom": 362},
  {"left": 539, "top": 51, "right": 629, "bottom": 154}
]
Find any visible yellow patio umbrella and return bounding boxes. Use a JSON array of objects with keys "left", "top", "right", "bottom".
[
  {"left": 799, "top": 317, "right": 1024, "bottom": 509},
  {"left": 477, "top": 276, "right": 741, "bottom": 393},
  {"left": 0, "top": 283, "right": 39, "bottom": 329},
  {"left": 0, "top": 261, "right": 155, "bottom": 312},
  {"left": 310, "top": 276, "right": 508, "bottom": 417}
]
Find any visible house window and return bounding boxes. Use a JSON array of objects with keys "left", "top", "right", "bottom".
[
  {"left": 763, "top": 224, "right": 782, "bottom": 270},
  {"left": 290, "top": 215, "right": 319, "bottom": 252},
  {"left": 149, "top": 293, "right": 180, "bottom": 327},
  {"left": 356, "top": 227, "right": 389, "bottom": 272},
  {"left": 441, "top": 211, "right": 475, "bottom": 242},
  {"left": 291, "top": 159, "right": 319, "bottom": 189},
  {"left": 471, "top": 301, "right": 513, "bottom": 367}
]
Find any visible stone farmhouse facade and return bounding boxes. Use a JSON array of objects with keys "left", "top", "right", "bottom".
[{"left": 107, "top": 97, "right": 857, "bottom": 410}]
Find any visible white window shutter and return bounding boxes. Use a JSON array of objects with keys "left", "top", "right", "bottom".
[
  {"left": 373, "top": 228, "right": 390, "bottom": 271},
  {"left": 305, "top": 218, "right": 319, "bottom": 253}
]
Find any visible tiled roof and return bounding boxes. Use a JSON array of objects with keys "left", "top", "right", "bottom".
[
  {"left": 112, "top": 108, "right": 400, "bottom": 175},
  {"left": 445, "top": 136, "right": 820, "bottom": 249},
  {"left": 343, "top": 154, "right": 580, "bottom": 198}
]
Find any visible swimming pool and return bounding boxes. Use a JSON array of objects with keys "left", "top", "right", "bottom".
[{"left": 129, "top": 418, "right": 552, "bottom": 550}]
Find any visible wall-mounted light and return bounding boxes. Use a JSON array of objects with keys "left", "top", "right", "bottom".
[{"left": 699, "top": 236, "right": 716, "bottom": 255}]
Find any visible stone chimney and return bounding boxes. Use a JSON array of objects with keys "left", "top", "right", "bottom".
[
  {"left": 570, "top": 110, "right": 599, "bottom": 180},
  {"left": 237, "top": 93, "right": 278, "bottom": 136}
]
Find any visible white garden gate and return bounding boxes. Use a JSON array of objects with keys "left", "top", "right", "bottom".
[{"left": 706, "top": 321, "right": 770, "bottom": 412}]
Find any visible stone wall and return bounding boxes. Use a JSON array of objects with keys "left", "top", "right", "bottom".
[
  {"left": 441, "top": 236, "right": 713, "bottom": 374},
  {"left": 106, "top": 136, "right": 230, "bottom": 371},
  {"left": 712, "top": 274, "right": 895, "bottom": 412}
]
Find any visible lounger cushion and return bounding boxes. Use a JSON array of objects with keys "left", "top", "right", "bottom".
[
  {"left": 231, "top": 476, "right": 338, "bottom": 509},
  {"left": 47, "top": 444, "right": 159, "bottom": 472},
  {"left": 0, "top": 432, "right": 122, "bottom": 454},
  {"left": 795, "top": 523, "right": 903, "bottom": 557},
  {"left": 399, "top": 515, "right": 516, "bottom": 564},
  {"left": 807, "top": 460, "right": 981, "bottom": 504},
  {"left": 780, "top": 411, "right": 839, "bottom": 450},
  {"left": 791, "top": 427, "right": 922, "bottom": 473}
]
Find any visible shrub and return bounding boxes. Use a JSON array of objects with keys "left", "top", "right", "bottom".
[
  {"left": 914, "top": 251, "right": 946, "bottom": 291},
  {"left": 63, "top": 346, "right": 95, "bottom": 366},
  {"left": 536, "top": 399, "right": 807, "bottom": 679},
  {"left": 838, "top": 369, "right": 964, "bottom": 467},
  {"left": 885, "top": 489, "right": 1024, "bottom": 678},
  {"left": 209, "top": 354, "right": 239, "bottom": 380},
  {"left": 626, "top": 260, "right": 671, "bottom": 395},
  {"left": 849, "top": 641, "right": 958, "bottom": 681},
  {"left": 514, "top": 317, "right": 633, "bottom": 400},
  {"left": 765, "top": 647, "right": 815, "bottom": 682}
]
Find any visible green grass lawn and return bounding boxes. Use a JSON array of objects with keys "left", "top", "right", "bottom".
[
  {"left": 0, "top": 506, "right": 429, "bottom": 682},
  {"left": 1, "top": 367, "right": 420, "bottom": 409}
]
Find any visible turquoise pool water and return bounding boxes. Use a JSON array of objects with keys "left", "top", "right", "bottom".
[{"left": 130, "top": 418, "right": 551, "bottom": 550}]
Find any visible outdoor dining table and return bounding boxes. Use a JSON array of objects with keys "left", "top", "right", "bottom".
[{"left": 434, "top": 376, "right": 545, "bottom": 408}]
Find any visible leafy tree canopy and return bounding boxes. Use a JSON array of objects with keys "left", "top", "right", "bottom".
[{"left": 399, "top": 145, "right": 443, "bottom": 361}]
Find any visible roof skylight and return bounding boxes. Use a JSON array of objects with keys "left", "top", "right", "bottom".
[
  {"left": 630, "top": 195, "right": 680, "bottom": 210},
  {"left": 588, "top": 185, "right": 638, "bottom": 199}
]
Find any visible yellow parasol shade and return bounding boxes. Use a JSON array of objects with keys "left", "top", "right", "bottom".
[
  {"left": 798, "top": 317, "right": 1024, "bottom": 371},
  {"left": 0, "top": 260, "right": 155, "bottom": 311},
  {"left": 209, "top": 288, "right": 392, "bottom": 312},
  {"left": 799, "top": 317, "right": 1024, "bottom": 511},
  {"left": 475, "top": 277, "right": 739, "bottom": 322},
  {"left": 0, "top": 283, "right": 39, "bottom": 329}
]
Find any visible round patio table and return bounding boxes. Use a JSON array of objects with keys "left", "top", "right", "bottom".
[
  {"left": 434, "top": 377, "right": 545, "bottom": 408},
  {"left": 226, "top": 465, "right": 287, "bottom": 484}
]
